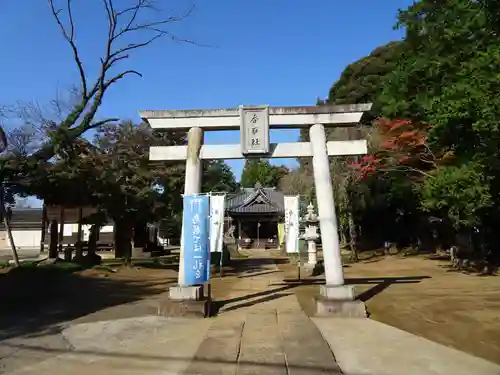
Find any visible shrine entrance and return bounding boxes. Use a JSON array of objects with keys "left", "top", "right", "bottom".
[
  {"left": 140, "top": 103, "right": 372, "bottom": 309},
  {"left": 226, "top": 182, "right": 284, "bottom": 249}
]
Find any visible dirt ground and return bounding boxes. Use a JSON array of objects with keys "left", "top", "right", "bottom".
[
  {"left": 286, "top": 255, "right": 500, "bottom": 365},
  {"left": 0, "top": 259, "right": 179, "bottom": 340},
  {"left": 0, "top": 260, "right": 181, "bottom": 374}
]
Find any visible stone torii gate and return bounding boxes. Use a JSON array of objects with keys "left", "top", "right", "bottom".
[{"left": 140, "top": 103, "right": 371, "bottom": 316}]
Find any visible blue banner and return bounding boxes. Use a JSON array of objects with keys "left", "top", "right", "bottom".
[{"left": 182, "top": 195, "right": 211, "bottom": 286}]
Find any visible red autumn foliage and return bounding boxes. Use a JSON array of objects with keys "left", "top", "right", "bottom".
[
  {"left": 350, "top": 118, "right": 435, "bottom": 180},
  {"left": 398, "top": 156, "right": 410, "bottom": 164}
]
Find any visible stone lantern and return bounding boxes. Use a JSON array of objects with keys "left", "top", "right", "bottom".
[{"left": 302, "top": 202, "right": 319, "bottom": 267}]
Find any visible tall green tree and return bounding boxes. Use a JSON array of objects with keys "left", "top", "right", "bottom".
[
  {"left": 279, "top": 168, "right": 314, "bottom": 198},
  {"left": 300, "top": 41, "right": 403, "bottom": 145},
  {"left": 20, "top": 121, "right": 237, "bottom": 260},
  {"left": 328, "top": 41, "right": 404, "bottom": 108},
  {"left": 240, "top": 159, "right": 289, "bottom": 188},
  {"left": 377, "top": 0, "right": 500, "bottom": 247},
  {"left": 380, "top": 0, "right": 500, "bottom": 160},
  {"left": 90, "top": 122, "right": 187, "bottom": 261},
  {"left": 203, "top": 160, "right": 238, "bottom": 193},
  {"left": 421, "top": 163, "right": 493, "bottom": 230}
]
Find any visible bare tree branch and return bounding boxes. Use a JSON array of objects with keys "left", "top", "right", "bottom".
[
  {"left": 88, "top": 118, "right": 119, "bottom": 130},
  {"left": 0, "top": 105, "right": 8, "bottom": 120},
  {"left": 11, "top": 86, "right": 81, "bottom": 142},
  {"left": 5, "top": 0, "right": 199, "bottom": 169},
  {"left": 50, "top": 0, "right": 198, "bottom": 102},
  {"left": 6, "top": 126, "right": 39, "bottom": 157},
  {"left": 370, "top": 165, "right": 434, "bottom": 179},
  {"left": 48, "top": 0, "right": 88, "bottom": 98},
  {"left": 45, "top": 0, "right": 198, "bottom": 133}
]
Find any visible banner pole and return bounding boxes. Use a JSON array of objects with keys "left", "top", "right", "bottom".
[
  {"left": 296, "top": 195, "right": 301, "bottom": 281},
  {"left": 220, "top": 193, "right": 226, "bottom": 278},
  {"left": 208, "top": 193, "right": 225, "bottom": 279},
  {"left": 207, "top": 192, "right": 212, "bottom": 317},
  {"left": 219, "top": 213, "right": 223, "bottom": 278}
]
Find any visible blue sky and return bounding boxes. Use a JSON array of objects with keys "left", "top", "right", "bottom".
[{"left": 0, "top": 0, "right": 413, "bottom": 206}]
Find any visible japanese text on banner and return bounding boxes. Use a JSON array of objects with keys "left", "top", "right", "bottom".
[
  {"left": 209, "top": 195, "right": 225, "bottom": 253},
  {"left": 182, "top": 195, "right": 210, "bottom": 285},
  {"left": 284, "top": 196, "right": 300, "bottom": 254}
]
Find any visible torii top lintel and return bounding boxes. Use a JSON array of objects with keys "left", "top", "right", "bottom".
[{"left": 139, "top": 103, "right": 373, "bottom": 130}]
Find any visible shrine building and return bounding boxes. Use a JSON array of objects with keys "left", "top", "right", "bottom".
[{"left": 225, "top": 183, "right": 284, "bottom": 249}]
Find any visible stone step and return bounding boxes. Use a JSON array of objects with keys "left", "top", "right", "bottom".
[
  {"left": 183, "top": 317, "right": 245, "bottom": 375},
  {"left": 183, "top": 308, "right": 341, "bottom": 375},
  {"left": 278, "top": 311, "right": 341, "bottom": 375},
  {"left": 236, "top": 311, "right": 287, "bottom": 375}
]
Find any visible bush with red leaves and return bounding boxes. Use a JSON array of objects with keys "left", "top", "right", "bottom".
[{"left": 350, "top": 118, "right": 436, "bottom": 181}]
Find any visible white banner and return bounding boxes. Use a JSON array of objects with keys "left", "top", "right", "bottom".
[
  {"left": 209, "top": 195, "right": 225, "bottom": 253},
  {"left": 284, "top": 195, "right": 300, "bottom": 254},
  {"left": 63, "top": 224, "right": 73, "bottom": 236}
]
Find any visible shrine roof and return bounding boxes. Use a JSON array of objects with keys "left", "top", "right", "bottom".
[
  {"left": 226, "top": 183, "right": 284, "bottom": 215},
  {"left": 4, "top": 208, "right": 43, "bottom": 229}
]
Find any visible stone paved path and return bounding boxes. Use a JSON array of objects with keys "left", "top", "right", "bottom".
[
  {"left": 315, "top": 317, "right": 500, "bottom": 375},
  {"left": 3, "top": 316, "right": 212, "bottom": 375},
  {"left": 183, "top": 258, "right": 341, "bottom": 375}
]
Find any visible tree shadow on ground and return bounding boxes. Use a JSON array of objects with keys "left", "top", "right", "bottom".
[
  {"left": 218, "top": 257, "right": 288, "bottom": 278},
  {"left": 215, "top": 291, "right": 295, "bottom": 313},
  {"left": 213, "top": 257, "right": 431, "bottom": 315},
  {"left": 0, "top": 342, "right": 360, "bottom": 374},
  {"left": 236, "top": 269, "right": 281, "bottom": 279},
  {"left": 131, "top": 262, "right": 180, "bottom": 271},
  {"left": 277, "top": 275, "right": 431, "bottom": 302},
  {"left": 361, "top": 258, "right": 384, "bottom": 264},
  {"left": 211, "top": 285, "right": 296, "bottom": 315},
  {"left": 211, "top": 257, "right": 294, "bottom": 314},
  {"left": 213, "top": 254, "right": 431, "bottom": 314},
  {"left": 0, "top": 265, "right": 174, "bottom": 341},
  {"left": 427, "top": 254, "right": 451, "bottom": 261},
  {"left": 429, "top": 253, "right": 499, "bottom": 276},
  {"left": 101, "top": 255, "right": 181, "bottom": 271},
  {"left": 438, "top": 263, "right": 498, "bottom": 276},
  {"left": 348, "top": 276, "right": 431, "bottom": 302}
]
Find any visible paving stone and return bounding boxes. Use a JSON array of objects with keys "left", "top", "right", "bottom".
[
  {"left": 236, "top": 312, "right": 287, "bottom": 375},
  {"left": 278, "top": 311, "right": 341, "bottom": 375},
  {"left": 314, "top": 317, "right": 500, "bottom": 375},
  {"left": 183, "top": 317, "right": 244, "bottom": 375}
]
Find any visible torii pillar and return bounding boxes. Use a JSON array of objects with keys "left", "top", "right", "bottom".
[{"left": 141, "top": 103, "right": 371, "bottom": 317}]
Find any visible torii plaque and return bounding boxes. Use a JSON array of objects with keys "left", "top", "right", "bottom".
[
  {"left": 239, "top": 105, "right": 270, "bottom": 155},
  {"left": 141, "top": 103, "right": 372, "bottom": 317}
]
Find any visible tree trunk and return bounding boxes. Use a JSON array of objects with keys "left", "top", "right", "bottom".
[
  {"left": 337, "top": 206, "right": 348, "bottom": 248},
  {"left": 1, "top": 186, "right": 20, "bottom": 267},
  {"left": 58, "top": 207, "right": 68, "bottom": 260},
  {"left": 40, "top": 205, "right": 47, "bottom": 253},
  {"left": 73, "top": 207, "right": 84, "bottom": 262},
  {"left": 83, "top": 224, "right": 101, "bottom": 265},
  {"left": 347, "top": 207, "right": 359, "bottom": 262},
  {"left": 49, "top": 219, "right": 59, "bottom": 259},
  {"left": 114, "top": 219, "right": 132, "bottom": 266},
  {"left": 88, "top": 225, "right": 98, "bottom": 256},
  {"left": 339, "top": 224, "right": 348, "bottom": 248},
  {"left": 346, "top": 135, "right": 360, "bottom": 263},
  {"left": 344, "top": 182, "right": 359, "bottom": 262}
]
